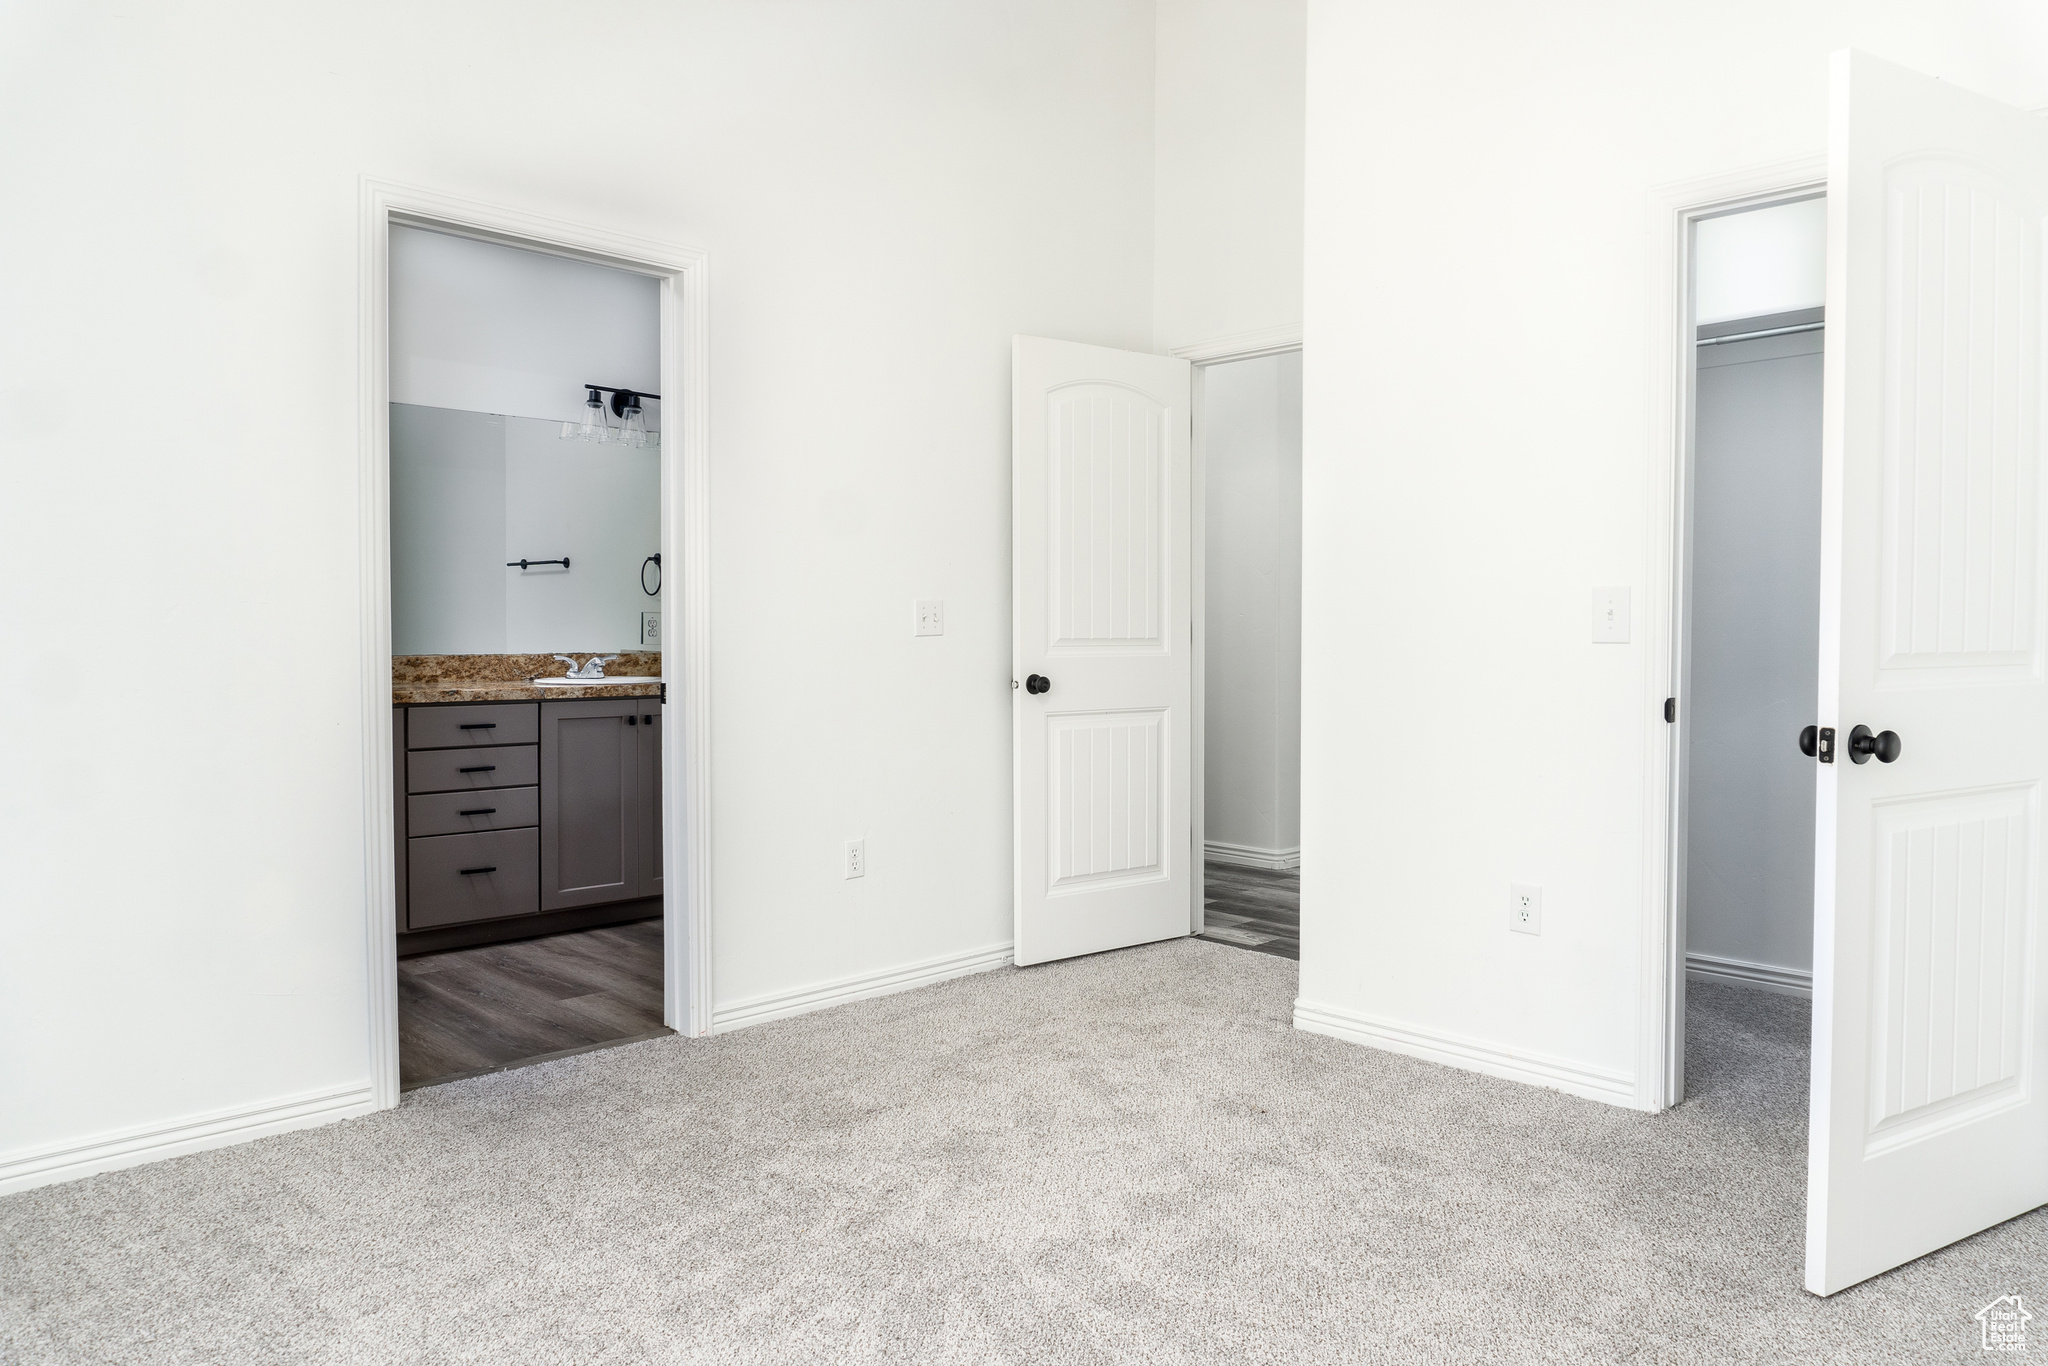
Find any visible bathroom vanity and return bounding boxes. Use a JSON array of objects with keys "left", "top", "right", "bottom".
[{"left": 392, "top": 654, "right": 664, "bottom": 955}]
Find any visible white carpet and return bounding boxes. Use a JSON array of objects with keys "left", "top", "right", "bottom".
[{"left": 2, "top": 938, "right": 2041, "bottom": 1363}]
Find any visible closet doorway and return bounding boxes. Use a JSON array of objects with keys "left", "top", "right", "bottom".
[
  {"left": 1192, "top": 344, "right": 1303, "bottom": 961},
  {"left": 1675, "top": 193, "right": 1827, "bottom": 1101}
]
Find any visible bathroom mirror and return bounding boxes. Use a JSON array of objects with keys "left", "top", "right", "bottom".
[{"left": 389, "top": 402, "right": 660, "bottom": 654}]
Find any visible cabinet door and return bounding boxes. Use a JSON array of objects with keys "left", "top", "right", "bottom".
[
  {"left": 393, "top": 707, "right": 408, "bottom": 928},
  {"left": 638, "top": 698, "right": 663, "bottom": 896},
  {"left": 540, "top": 698, "right": 640, "bottom": 909}
]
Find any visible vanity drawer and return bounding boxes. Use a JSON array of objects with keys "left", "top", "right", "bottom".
[
  {"left": 408, "top": 786, "right": 539, "bottom": 838},
  {"left": 408, "top": 702, "right": 538, "bottom": 750},
  {"left": 408, "top": 828, "right": 540, "bottom": 930},
  {"left": 407, "top": 744, "right": 539, "bottom": 794}
]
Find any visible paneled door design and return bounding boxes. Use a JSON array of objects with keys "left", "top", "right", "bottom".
[
  {"left": 1807, "top": 51, "right": 2048, "bottom": 1295},
  {"left": 1012, "top": 336, "right": 1193, "bottom": 965}
]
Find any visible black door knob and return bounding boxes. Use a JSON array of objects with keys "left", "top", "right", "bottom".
[
  {"left": 1025, "top": 674, "right": 1051, "bottom": 695},
  {"left": 1799, "top": 725, "right": 1818, "bottom": 757},
  {"left": 1848, "top": 724, "right": 1902, "bottom": 764}
]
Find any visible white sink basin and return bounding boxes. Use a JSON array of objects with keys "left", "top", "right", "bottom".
[{"left": 533, "top": 675, "right": 661, "bottom": 688}]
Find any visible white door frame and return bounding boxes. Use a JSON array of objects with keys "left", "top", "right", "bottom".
[
  {"left": 356, "top": 179, "right": 713, "bottom": 1110},
  {"left": 1171, "top": 324, "right": 1306, "bottom": 935},
  {"left": 1638, "top": 157, "right": 1826, "bottom": 1112}
]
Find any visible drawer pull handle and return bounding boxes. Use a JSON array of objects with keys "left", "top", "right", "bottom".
[
  {"left": 459, "top": 808, "right": 497, "bottom": 816},
  {"left": 459, "top": 866, "right": 497, "bottom": 875},
  {"left": 459, "top": 765, "right": 497, "bottom": 774},
  {"left": 459, "top": 723, "right": 497, "bottom": 731}
]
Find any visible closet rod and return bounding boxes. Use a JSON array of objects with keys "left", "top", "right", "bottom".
[{"left": 1696, "top": 321, "right": 1824, "bottom": 347}]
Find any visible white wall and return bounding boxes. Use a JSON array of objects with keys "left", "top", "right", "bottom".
[
  {"left": 389, "top": 225, "right": 662, "bottom": 429},
  {"left": 1153, "top": 0, "right": 1306, "bottom": 351},
  {"left": 0, "top": 0, "right": 1156, "bottom": 1186},
  {"left": 1299, "top": 1, "right": 2048, "bottom": 1102},
  {"left": 1694, "top": 197, "right": 1827, "bottom": 325},
  {"left": 1686, "top": 332, "right": 1824, "bottom": 980},
  {"left": 1204, "top": 352, "right": 1303, "bottom": 858},
  {"left": 388, "top": 229, "right": 662, "bottom": 656}
]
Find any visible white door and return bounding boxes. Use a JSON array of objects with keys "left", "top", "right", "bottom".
[
  {"left": 1807, "top": 50, "right": 2048, "bottom": 1295},
  {"left": 1012, "top": 337, "right": 1193, "bottom": 966}
]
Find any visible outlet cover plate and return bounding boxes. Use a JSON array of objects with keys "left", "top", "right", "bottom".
[
  {"left": 1509, "top": 882, "right": 1542, "bottom": 935},
  {"left": 1591, "top": 587, "right": 1631, "bottom": 643},
  {"left": 640, "top": 610, "right": 662, "bottom": 647},
  {"left": 845, "top": 839, "right": 865, "bottom": 879}
]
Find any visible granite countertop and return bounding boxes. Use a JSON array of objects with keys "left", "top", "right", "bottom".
[{"left": 393, "top": 653, "right": 662, "bottom": 705}]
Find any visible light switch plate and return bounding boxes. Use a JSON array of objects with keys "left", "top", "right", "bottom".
[
  {"left": 914, "top": 599, "right": 945, "bottom": 636},
  {"left": 640, "top": 611, "right": 662, "bottom": 647},
  {"left": 1591, "top": 587, "right": 1631, "bottom": 643},
  {"left": 1510, "top": 883, "right": 1542, "bottom": 935}
]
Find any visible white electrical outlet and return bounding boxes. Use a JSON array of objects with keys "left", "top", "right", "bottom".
[
  {"left": 1509, "top": 883, "right": 1542, "bottom": 935},
  {"left": 845, "top": 839, "right": 865, "bottom": 879},
  {"left": 640, "top": 610, "right": 662, "bottom": 647},
  {"left": 914, "top": 599, "right": 945, "bottom": 637}
]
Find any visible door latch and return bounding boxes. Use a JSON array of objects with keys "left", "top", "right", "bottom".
[{"left": 1800, "top": 725, "right": 1836, "bottom": 764}]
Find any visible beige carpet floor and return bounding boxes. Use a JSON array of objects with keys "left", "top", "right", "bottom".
[{"left": 2, "top": 938, "right": 2042, "bottom": 1364}]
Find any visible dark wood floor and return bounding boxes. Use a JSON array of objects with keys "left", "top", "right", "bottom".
[
  {"left": 1198, "top": 861, "right": 1300, "bottom": 961},
  {"left": 398, "top": 918, "right": 668, "bottom": 1090}
]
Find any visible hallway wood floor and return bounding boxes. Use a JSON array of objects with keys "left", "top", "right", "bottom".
[
  {"left": 397, "top": 918, "right": 668, "bottom": 1090},
  {"left": 1198, "top": 861, "right": 1299, "bottom": 960}
]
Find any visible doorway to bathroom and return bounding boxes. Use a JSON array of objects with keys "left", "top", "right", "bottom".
[
  {"left": 386, "top": 224, "right": 668, "bottom": 1089},
  {"left": 1194, "top": 344, "right": 1302, "bottom": 961},
  {"left": 359, "top": 183, "right": 710, "bottom": 1107}
]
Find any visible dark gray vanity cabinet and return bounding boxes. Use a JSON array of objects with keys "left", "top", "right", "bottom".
[
  {"left": 396, "top": 695, "right": 663, "bottom": 949},
  {"left": 540, "top": 697, "right": 642, "bottom": 909}
]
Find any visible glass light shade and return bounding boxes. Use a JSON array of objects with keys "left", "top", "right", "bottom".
[
  {"left": 577, "top": 393, "right": 610, "bottom": 443},
  {"left": 620, "top": 399, "right": 648, "bottom": 449}
]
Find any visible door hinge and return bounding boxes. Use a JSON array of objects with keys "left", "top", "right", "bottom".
[{"left": 1663, "top": 697, "right": 1676, "bottom": 723}]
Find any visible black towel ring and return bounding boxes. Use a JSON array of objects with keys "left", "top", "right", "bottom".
[{"left": 642, "top": 553, "right": 661, "bottom": 597}]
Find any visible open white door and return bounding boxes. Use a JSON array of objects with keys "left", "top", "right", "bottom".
[
  {"left": 1807, "top": 51, "right": 2048, "bottom": 1295},
  {"left": 1012, "top": 337, "right": 1193, "bottom": 966}
]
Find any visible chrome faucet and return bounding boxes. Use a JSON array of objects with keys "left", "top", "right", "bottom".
[{"left": 553, "top": 655, "right": 619, "bottom": 679}]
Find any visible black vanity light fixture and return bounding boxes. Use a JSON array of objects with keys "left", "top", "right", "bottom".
[{"left": 561, "top": 384, "right": 661, "bottom": 449}]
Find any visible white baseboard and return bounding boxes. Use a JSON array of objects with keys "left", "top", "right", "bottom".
[
  {"left": 711, "top": 941, "right": 1014, "bottom": 1034},
  {"left": 0, "top": 1083, "right": 377, "bottom": 1196},
  {"left": 1204, "top": 840, "right": 1301, "bottom": 870},
  {"left": 1292, "top": 998, "right": 1637, "bottom": 1108},
  {"left": 1686, "top": 951, "right": 1813, "bottom": 998}
]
